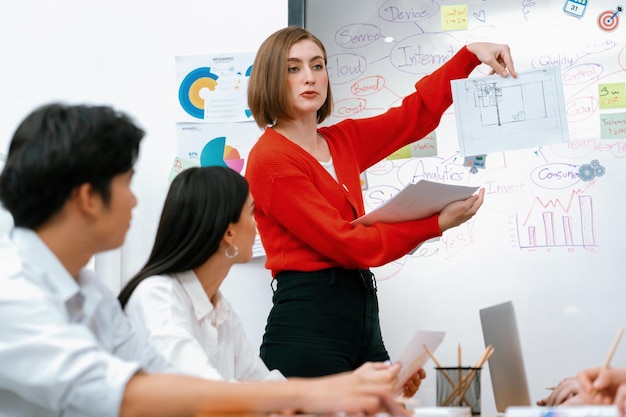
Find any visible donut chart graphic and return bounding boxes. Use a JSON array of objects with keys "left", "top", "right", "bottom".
[
  {"left": 597, "top": 9, "right": 620, "bottom": 32},
  {"left": 199, "top": 136, "right": 245, "bottom": 173},
  {"left": 179, "top": 67, "right": 219, "bottom": 119},
  {"left": 244, "top": 64, "right": 254, "bottom": 119}
]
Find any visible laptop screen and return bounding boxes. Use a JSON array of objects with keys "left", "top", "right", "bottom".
[{"left": 480, "top": 301, "right": 532, "bottom": 413}]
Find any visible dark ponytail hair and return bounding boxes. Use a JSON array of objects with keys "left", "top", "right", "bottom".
[{"left": 118, "top": 166, "right": 248, "bottom": 308}]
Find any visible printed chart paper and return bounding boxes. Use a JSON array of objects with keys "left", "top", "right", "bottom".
[{"left": 175, "top": 52, "right": 255, "bottom": 123}]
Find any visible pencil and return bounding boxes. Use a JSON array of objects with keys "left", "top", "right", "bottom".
[
  {"left": 443, "top": 345, "right": 494, "bottom": 406},
  {"left": 422, "top": 344, "right": 457, "bottom": 389},
  {"left": 458, "top": 343, "right": 462, "bottom": 397},
  {"left": 454, "top": 346, "right": 494, "bottom": 406},
  {"left": 422, "top": 344, "right": 471, "bottom": 408},
  {"left": 603, "top": 327, "right": 623, "bottom": 368},
  {"left": 590, "top": 327, "right": 624, "bottom": 396}
]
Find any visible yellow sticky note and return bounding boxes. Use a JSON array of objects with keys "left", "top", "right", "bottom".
[
  {"left": 441, "top": 5, "right": 468, "bottom": 31},
  {"left": 387, "top": 145, "right": 412, "bottom": 160},
  {"left": 599, "top": 82, "right": 626, "bottom": 109}
]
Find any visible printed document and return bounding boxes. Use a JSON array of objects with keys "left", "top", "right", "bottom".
[
  {"left": 352, "top": 180, "right": 479, "bottom": 226},
  {"left": 393, "top": 330, "right": 446, "bottom": 394}
]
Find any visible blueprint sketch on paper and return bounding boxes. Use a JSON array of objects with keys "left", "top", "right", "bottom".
[{"left": 451, "top": 66, "right": 569, "bottom": 156}]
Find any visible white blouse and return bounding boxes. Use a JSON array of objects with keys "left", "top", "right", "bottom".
[{"left": 124, "top": 270, "right": 284, "bottom": 382}]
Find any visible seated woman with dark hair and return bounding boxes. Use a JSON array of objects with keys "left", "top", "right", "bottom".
[
  {"left": 118, "top": 166, "right": 424, "bottom": 396},
  {"left": 118, "top": 166, "right": 275, "bottom": 381}
]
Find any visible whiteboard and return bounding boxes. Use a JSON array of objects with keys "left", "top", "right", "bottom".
[{"left": 305, "top": 0, "right": 626, "bottom": 414}]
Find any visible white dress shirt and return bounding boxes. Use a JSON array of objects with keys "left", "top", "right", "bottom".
[
  {"left": 124, "top": 271, "right": 284, "bottom": 382},
  {"left": 0, "top": 228, "right": 175, "bottom": 417}
]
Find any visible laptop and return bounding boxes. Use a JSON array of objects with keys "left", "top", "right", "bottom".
[{"left": 480, "top": 301, "right": 532, "bottom": 413}]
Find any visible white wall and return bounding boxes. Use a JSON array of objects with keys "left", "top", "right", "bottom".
[{"left": 0, "top": 0, "right": 281, "bottom": 349}]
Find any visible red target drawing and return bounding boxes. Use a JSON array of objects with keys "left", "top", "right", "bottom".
[{"left": 598, "top": 8, "right": 621, "bottom": 32}]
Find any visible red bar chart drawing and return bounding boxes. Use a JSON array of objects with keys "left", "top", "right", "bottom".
[{"left": 516, "top": 188, "right": 596, "bottom": 249}]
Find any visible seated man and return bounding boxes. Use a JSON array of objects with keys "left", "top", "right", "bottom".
[{"left": 0, "top": 102, "right": 407, "bottom": 417}]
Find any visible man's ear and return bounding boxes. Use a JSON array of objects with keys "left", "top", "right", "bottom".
[{"left": 71, "top": 183, "right": 101, "bottom": 219}]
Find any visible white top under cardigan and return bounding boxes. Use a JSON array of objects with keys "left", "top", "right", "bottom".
[{"left": 124, "top": 270, "right": 284, "bottom": 382}]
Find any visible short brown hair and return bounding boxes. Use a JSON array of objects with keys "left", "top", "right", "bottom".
[{"left": 247, "top": 26, "right": 333, "bottom": 129}]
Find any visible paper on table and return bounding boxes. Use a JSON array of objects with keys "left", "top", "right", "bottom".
[
  {"left": 505, "top": 406, "right": 617, "bottom": 417},
  {"left": 393, "top": 330, "right": 446, "bottom": 394},
  {"left": 352, "top": 180, "right": 479, "bottom": 226}
]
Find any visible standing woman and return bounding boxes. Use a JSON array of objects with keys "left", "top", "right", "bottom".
[{"left": 245, "top": 26, "right": 516, "bottom": 378}]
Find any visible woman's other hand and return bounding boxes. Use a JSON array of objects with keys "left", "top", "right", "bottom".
[{"left": 438, "top": 188, "right": 485, "bottom": 233}]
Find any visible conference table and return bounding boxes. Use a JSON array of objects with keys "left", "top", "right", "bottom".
[{"left": 195, "top": 410, "right": 481, "bottom": 417}]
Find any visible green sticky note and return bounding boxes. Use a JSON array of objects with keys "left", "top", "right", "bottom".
[
  {"left": 600, "top": 112, "right": 626, "bottom": 139},
  {"left": 441, "top": 5, "right": 468, "bottom": 31},
  {"left": 386, "top": 131, "right": 437, "bottom": 160},
  {"left": 598, "top": 83, "right": 626, "bottom": 109},
  {"left": 168, "top": 156, "right": 199, "bottom": 181}
]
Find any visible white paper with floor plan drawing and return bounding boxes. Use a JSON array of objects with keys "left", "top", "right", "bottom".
[{"left": 451, "top": 66, "right": 569, "bottom": 157}]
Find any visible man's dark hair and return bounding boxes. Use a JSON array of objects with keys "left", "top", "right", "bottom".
[{"left": 0, "top": 102, "right": 144, "bottom": 229}]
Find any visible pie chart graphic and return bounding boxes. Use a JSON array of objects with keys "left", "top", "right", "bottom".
[
  {"left": 179, "top": 67, "right": 219, "bottom": 119},
  {"left": 224, "top": 145, "right": 245, "bottom": 172},
  {"left": 200, "top": 136, "right": 245, "bottom": 173}
]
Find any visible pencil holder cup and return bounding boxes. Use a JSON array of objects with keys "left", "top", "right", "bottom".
[{"left": 435, "top": 367, "right": 481, "bottom": 415}]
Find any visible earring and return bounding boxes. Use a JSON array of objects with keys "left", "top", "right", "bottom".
[{"left": 225, "top": 244, "right": 238, "bottom": 259}]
